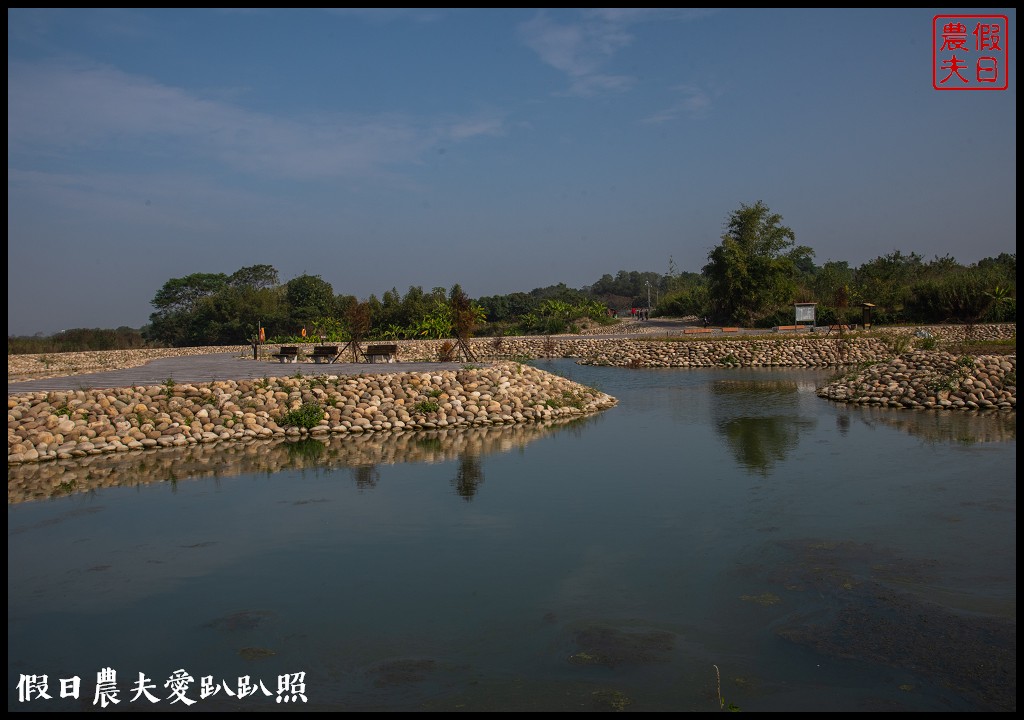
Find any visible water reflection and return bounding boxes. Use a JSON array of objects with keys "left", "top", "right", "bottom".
[
  {"left": 350, "top": 464, "right": 381, "bottom": 490},
  {"left": 7, "top": 361, "right": 1015, "bottom": 712},
  {"left": 710, "top": 379, "right": 814, "bottom": 473},
  {"left": 716, "top": 416, "right": 812, "bottom": 473},
  {"left": 7, "top": 416, "right": 597, "bottom": 505},
  {"left": 452, "top": 454, "right": 484, "bottom": 500},
  {"left": 844, "top": 404, "right": 1017, "bottom": 444}
]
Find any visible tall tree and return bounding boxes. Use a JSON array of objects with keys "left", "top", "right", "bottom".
[
  {"left": 229, "top": 264, "right": 279, "bottom": 290},
  {"left": 702, "top": 201, "right": 813, "bottom": 326},
  {"left": 449, "top": 283, "right": 481, "bottom": 361},
  {"left": 146, "top": 272, "right": 229, "bottom": 346},
  {"left": 853, "top": 251, "right": 924, "bottom": 322},
  {"left": 285, "top": 274, "right": 335, "bottom": 330}
]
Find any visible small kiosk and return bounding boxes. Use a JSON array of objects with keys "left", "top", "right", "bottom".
[
  {"left": 861, "top": 302, "right": 875, "bottom": 330},
  {"left": 794, "top": 302, "right": 817, "bottom": 331}
]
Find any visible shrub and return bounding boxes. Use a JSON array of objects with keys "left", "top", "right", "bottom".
[
  {"left": 280, "top": 402, "right": 325, "bottom": 429},
  {"left": 413, "top": 400, "right": 440, "bottom": 414}
]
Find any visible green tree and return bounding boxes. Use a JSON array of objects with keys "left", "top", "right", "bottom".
[
  {"left": 907, "top": 265, "right": 1015, "bottom": 325},
  {"left": 285, "top": 274, "right": 335, "bottom": 331},
  {"left": 659, "top": 281, "right": 710, "bottom": 318},
  {"left": 852, "top": 251, "right": 924, "bottom": 323},
  {"left": 413, "top": 300, "right": 454, "bottom": 339},
  {"left": 229, "top": 264, "right": 280, "bottom": 290},
  {"left": 146, "top": 272, "right": 229, "bottom": 346},
  {"left": 477, "top": 291, "right": 536, "bottom": 323},
  {"left": 702, "top": 201, "right": 813, "bottom": 326}
]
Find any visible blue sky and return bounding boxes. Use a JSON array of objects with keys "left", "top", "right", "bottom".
[{"left": 8, "top": 8, "right": 1017, "bottom": 336}]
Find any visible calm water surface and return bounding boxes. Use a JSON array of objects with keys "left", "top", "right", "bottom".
[{"left": 8, "top": 360, "right": 1016, "bottom": 711}]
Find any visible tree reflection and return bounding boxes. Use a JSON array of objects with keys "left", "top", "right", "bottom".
[
  {"left": 350, "top": 464, "right": 380, "bottom": 489},
  {"left": 452, "top": 453, "right": 484, "bottom": 501},
  {"left": 836, "top": 413, "right": 851, "bottom": 435},
  {"left": 717, "top": 416, "right": 805, "bottom": 473},
  {"left": 711, "top": 377, "right": 812, "bottom": 473}
]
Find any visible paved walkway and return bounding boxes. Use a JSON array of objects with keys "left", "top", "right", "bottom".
[
  {"left": 7, "top": 355, "right": 472, "bottom": 393},
  {"left": 6, "top": 320, "right": 807, "bottom": 394}
]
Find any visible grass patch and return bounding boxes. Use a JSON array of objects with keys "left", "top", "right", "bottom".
[
  {"left": 280, "top": 402, "right": 325, "bottom": 429},
  {"left": 543, "top": 389, "right": 594, "bottom": 410},
  {"left": 413, "top": 400, "right": 440, "bottom": 414}
]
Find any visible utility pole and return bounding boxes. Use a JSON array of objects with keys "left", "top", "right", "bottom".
[{"left": 645, "top": 280, "right": 651, "bottom": 309}]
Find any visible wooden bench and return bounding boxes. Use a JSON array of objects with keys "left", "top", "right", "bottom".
[
  {"left": 721, "top": 327, "right": 740, "bottom": 333},
  {"left": 310, "top": 345, "right": 340, "bottom": 363},
  {"left": 271, "top": 346, "right": 300, "bottom": 363},
  {"left": 684, "top": 327, "right": 713, "bottom": 334},
  {"left": 364, "top": 344, "right": 398, "bottom": 363}
]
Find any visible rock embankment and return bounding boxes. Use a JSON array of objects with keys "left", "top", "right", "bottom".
[
  {"left": 7, "top": 324, "right": 1014, "bottom": 381},
  {"left": 816, "top": 351, "right": 1016, "bottom": 411},
  {"left": 8, "top": 363, "right": 616, "bottom": 465},
  {"left": 7, "top": 325, "right": 1016, "bottom": 468}
]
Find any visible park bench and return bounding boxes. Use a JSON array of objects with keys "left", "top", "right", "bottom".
[
  {"left": 310, "top": 345, "right": 340, "bottom": 363},
  {"left": 364, "top": 344, "right": 398, "bottom": 363},
  {"left": 683, "top": 327, "right": 713, "bottom": 334},
  {"left": 271, "top": 346, "right": 300, "bottom": 363}
]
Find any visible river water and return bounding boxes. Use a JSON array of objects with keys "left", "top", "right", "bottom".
[{"left": 7, "top": 359, "right": 1016, "bottom": 711}]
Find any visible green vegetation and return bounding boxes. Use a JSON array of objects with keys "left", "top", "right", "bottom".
[
  {"left": 280, "top": 402, "right": 325, "bottom": 429},
  {"left": 413, "top": 400, "right": 441, "bottom": 414},
  {"left": 543, "top": 389, "right": 594, "bottom": 410},
  {"left": 876, "top": 331, "right": 913, "bottom": 357},
  {"left": 713, "top": 665, "right": 742, "bottom": 712},
  {"left": 7, "top": 205, "right": 1015, "bottom": 352},
  {"left": 285, "top": 438, "right": 326, "bottom": 461},
  {"left": 9, "top": 326, "right": 150, "bottom": 354},
  {"left": 702, "top": 200, "right": 812, "bottom": 328}
]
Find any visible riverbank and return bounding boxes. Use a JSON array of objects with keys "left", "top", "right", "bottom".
[
  {"left": 8, "top": 323, "right": 1015, "bottom": 382},
  {"left": 7, "top": 324, "right": 1016, "bottom": 467},
  {"left": 8, "top": 362, "right": 616, "bottom": 465}
]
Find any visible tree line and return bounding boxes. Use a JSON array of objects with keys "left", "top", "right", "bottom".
[{"left": 8, "top": 201, "right": 1016, "bottom": 353}]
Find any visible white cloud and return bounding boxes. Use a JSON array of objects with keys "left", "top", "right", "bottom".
[
  {"left": 642, "top": 84, "right": 714, "bottom": 124},
  {"left": 519, "top": 8, "right": 718, "bottom": 98},
  {"left": 445, "top": 117, "right": 507, "bottom": 141},
  {"left": 519, "top": 11, "right": 634, "bottom": 96},
  {"left": 7, "top": 59, "right": 507, "bottom": 181}
]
